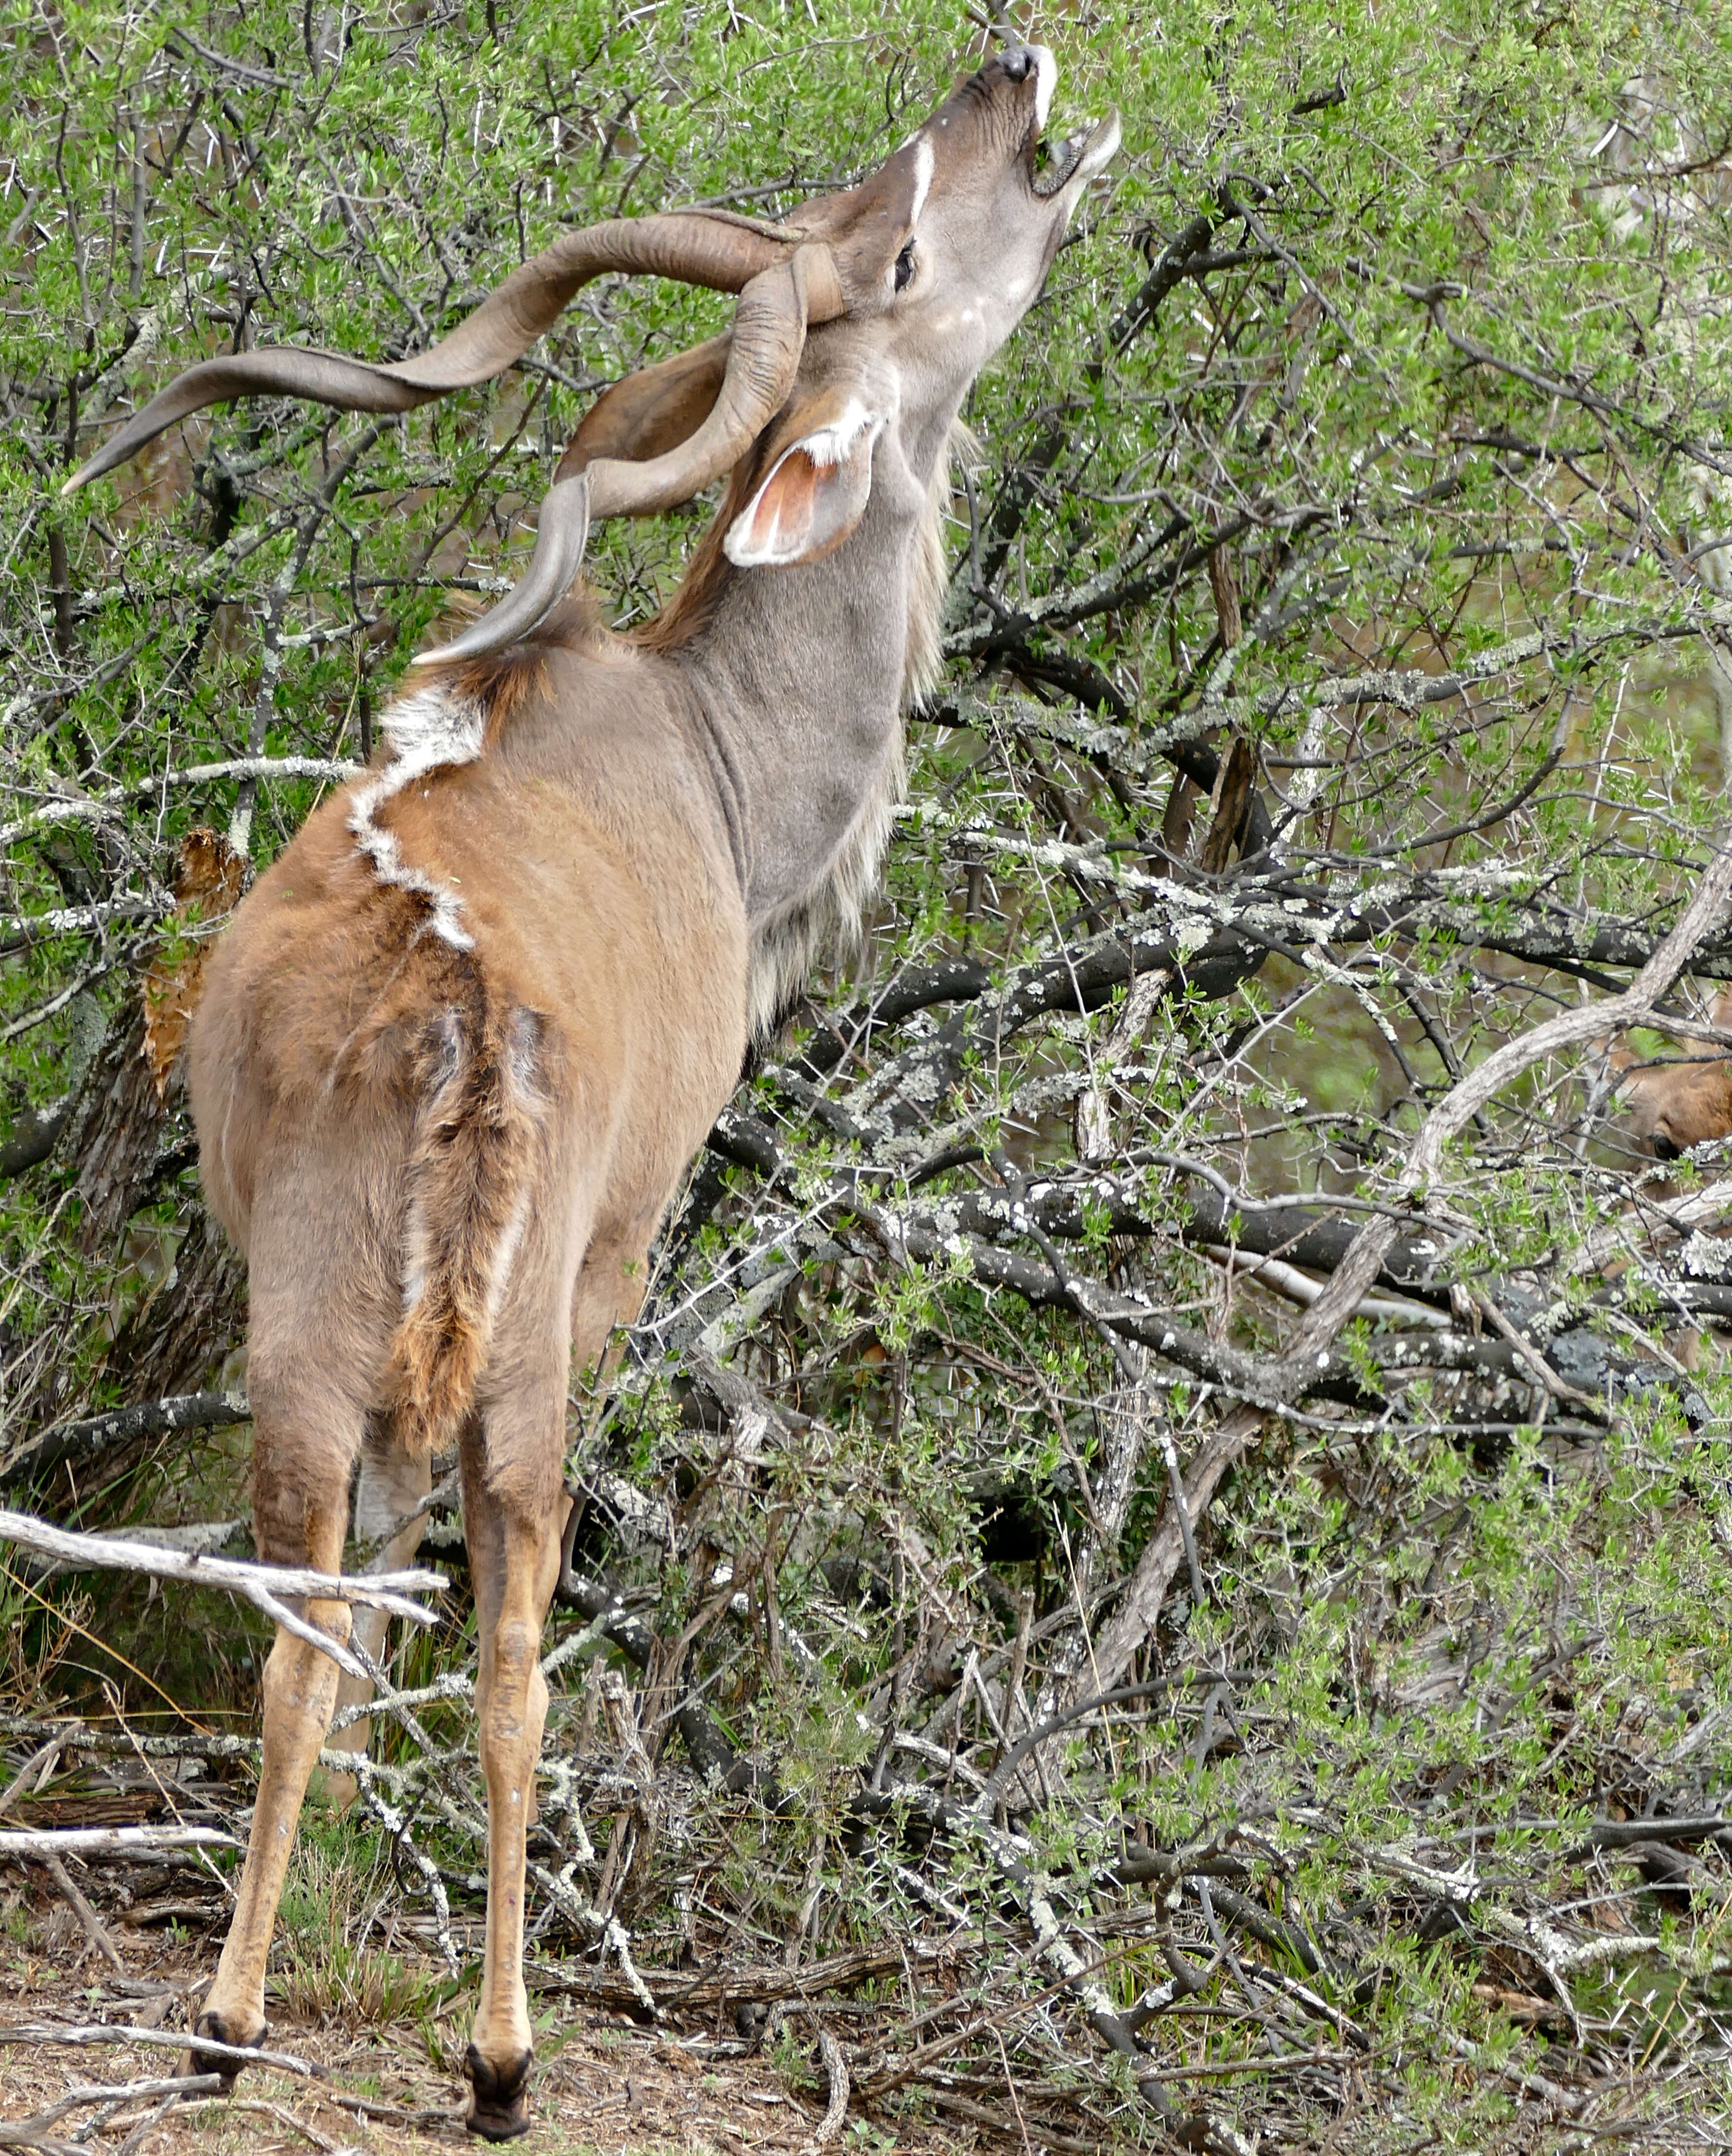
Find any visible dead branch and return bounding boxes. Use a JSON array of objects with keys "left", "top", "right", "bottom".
[
  {"left": 1, "top": 1390, "right": 251, "bottom": 1488},
  {"left": 0, "top": 757, "right": 357, "bottom": 854},
  {"left": 1288, "top": 825, "right": 1732, "bottom": 1354},
  {"left": 0, "top": 2024, "right": 317, "bottom": 2079},
  {"left": 0, "top": 2077, "right": 224, "bottom": 2148},
  {"left": 0, "top": 1827, "right": 237, "bottom": 1857},
  {"left": 39, "top": 1852, "right": 125, "bottom": 1971},
  {"left": 0, "top": 1507, "right": 445, "bottom": 1680},
  {"left": 812, "top": 2026, "right": 850, "bottom": 2144}
]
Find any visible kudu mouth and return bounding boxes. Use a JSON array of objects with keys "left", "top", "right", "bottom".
[
  {"left": 997, "top": 43, "right": 1119, "bottom": 200},
  {"left": 1032, "top": 113, "right": 1123, "bottom": 197}
]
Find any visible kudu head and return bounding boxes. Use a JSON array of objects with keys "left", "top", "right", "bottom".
[{"left": 64, "top": 46, "right": 1118, "bottom": 661}]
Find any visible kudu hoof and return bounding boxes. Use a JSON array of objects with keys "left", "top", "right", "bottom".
[
  {"left": 465, "top": 2044, "right": 534, "bottom": 2141},
  {"left": 185, "top": 2007, "right": 268, "bottom": 2091}
]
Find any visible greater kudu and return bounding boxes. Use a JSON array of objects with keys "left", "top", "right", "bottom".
[{"left": 65, "top": 45, "right": 1118, "bottom": 2137}]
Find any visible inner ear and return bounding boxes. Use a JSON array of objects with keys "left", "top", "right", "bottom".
[{"left": 724, "top": 407, "right": 884, "bottom": 570}]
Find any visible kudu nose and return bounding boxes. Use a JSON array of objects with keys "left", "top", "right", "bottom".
[{"left": 998, "top": 44, "right": 1037, "bottom": 81}]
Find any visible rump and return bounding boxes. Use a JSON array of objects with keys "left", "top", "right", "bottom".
[{"left": 386, "top": 952, "right": 561, "bottom": 1455}]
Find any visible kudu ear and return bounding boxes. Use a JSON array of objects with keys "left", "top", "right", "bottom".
[{"left": 722, "top": 389, "right": 888, "bottom": 570}]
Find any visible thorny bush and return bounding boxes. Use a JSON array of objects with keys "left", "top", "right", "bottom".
[{"left": 2, "top": 2, "right": 1732, "bottom": 2150}]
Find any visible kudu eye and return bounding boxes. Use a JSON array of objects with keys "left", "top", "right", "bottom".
[
  {"left": 894, "top": 240, "right": 917, "bottom": 293},
  {"left": 1653, "top": 1132, "right": 1682, "bottom": 1161}
]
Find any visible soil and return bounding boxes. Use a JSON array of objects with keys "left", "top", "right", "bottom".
[{"left": 0, "top": 1925, "right": 983, "bottom": 2156}]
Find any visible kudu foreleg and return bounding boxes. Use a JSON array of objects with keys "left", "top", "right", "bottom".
[{"left": 460, "top": 1415, "right": 566, "bottom": 2141}]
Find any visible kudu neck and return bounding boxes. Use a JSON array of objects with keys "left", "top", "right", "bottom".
[{"left": 673, "top": 417, "right": 949, "bottom": 942}]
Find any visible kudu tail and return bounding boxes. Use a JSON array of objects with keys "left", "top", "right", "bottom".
[{"left": 387, "top": 962, "right": 548, "bottom": 1453}]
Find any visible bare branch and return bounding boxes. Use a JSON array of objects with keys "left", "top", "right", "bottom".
[{"left": 0, "top": 1507, "right": 446, "bottom": 1679}]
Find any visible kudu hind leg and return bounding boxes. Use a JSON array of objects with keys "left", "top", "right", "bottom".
[
  {"left": 194, "top": 1386, "right": 362, "bottom": 2074},
  {"left": 320, "top": 1424, "right": 432, "bottom": 1805},
  {"left": 459, "top": 1397, "right": 567, "bottom": 2140}
]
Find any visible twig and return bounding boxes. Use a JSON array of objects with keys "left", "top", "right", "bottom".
[
  {"left": 1013, "top": 1207, "right": 1204, "bottom": 1609},
  {"left": 1067, "top": 1406, "right": 1267, "bottom": 1707},
  {"left": 1470, "top": 1290, "right": 1610, "bottom": 1422},
  {"left": 1035, "top": 830, "right": 1732, "bottom": 1707},
  {"left": 0, "top": 759, "right": 356, "bottom": 853},
  {"left": 0, "top": 1735, "right": 65, "bottom": 1819},
  {"left": 0, "top": 2077, "right": 222, "bottom": 2141},
  {"left": 39, "top": 1852, "right": 125, "bottom": 1971},
  {"left": 1287, "top": 827, "right": 1732, "bottom": 1357},
  {"left": 856, "top": 1781, "right": 1173, "bottom": 2117},
  {"left": 1, "top": 1391, "right": 252, "bottom": 1488},
  {"left": 812, "top": 2027, "right": 850, "bottom": 2145}
]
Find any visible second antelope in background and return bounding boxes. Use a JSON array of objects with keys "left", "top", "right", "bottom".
[
  {"left": 64, "top": 43, "right": 1118, "bottom": 2141},
  {"left": 1607, "top": 987, "right": 1732, "bottom": 1162}
]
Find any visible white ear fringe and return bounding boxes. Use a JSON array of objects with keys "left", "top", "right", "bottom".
[
  {"left": 722, "top": 403, "right": 884, "bottom": 571},
  {"left": 799, "top": 398, "right": 879, "bottom": 470}
]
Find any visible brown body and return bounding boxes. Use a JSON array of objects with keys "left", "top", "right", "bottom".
[
  {"left": 1609, "top": 988, "right": 1732, "bottom": 1161},
  {"left": 74, "top": 44, "right": 1120, "bottom": 2138},
  {"left": 193, "top": 642, "right": 749, "bottom": 1498}
]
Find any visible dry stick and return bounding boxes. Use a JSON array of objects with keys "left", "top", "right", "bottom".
[
  {"left": 0, "top": 2025, "right": 317, "bottom": 2078},
  {"left": 1, "top": 1391, "right": 251, "bottom": 1487},
  {"left": 112, "top": 2095, "right": 197, "bottom": 2156},
  {"left": 1064, "top": 1301, "right": 1194, "bottom": 1602},
  {"left": 1206, "top": 1244, "right": 1452, "bottom": 1329},
  {"left": 0, "top": 758, "right": 357, "bottom": 853},
  {"left": 0, "top": 1736, "right": 64, "bottom": 1819},
  {"left": 1069, "top": 1407, "right": 1262, "bottom": 1711},
  {"left": 0, "top": 1509, "right": 446, "bottom": 1681},
  {"left": 811, "top": 2027, "right": 851, "bottom": 2146},
  {"left": 1290, "top": 828, "right": 1732, "bottom": 1358},
  {"left": 1470, "top": 1289, "right": 1609, "bottom": 1422},
  {"left": 862, "top": 1779, "right": 1175, "bottom": 2119},
  {"left": 1082, "top": 830, "right": 1732, "bottom": 1702},
  {"left": 39, "top": 1852, "right": 124, "bottom": 1972},
  {"left": 0, "top": 1827, "right": 236, "bottom": 1857},
  {"left": 0, "top": 2070, "right": 223, "bottom": 2156},
  {"left": 0, "top": 2078, "right": 223, "bottom": 2144},
  {"left": 1012, "top": 1204, "right": 1205, "bottom": 1609}
]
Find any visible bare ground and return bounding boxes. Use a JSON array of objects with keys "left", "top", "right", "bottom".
[{"left": 0, "top": 1924, "right": 983, "bottom": 2156}]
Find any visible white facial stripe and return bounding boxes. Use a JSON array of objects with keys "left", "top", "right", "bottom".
[
  {"left": 908, "top": 136, "right": 934, "bottom": 231},
  {"left": 1031, "top": 45, "right": 1057, "bottom": 132}
]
